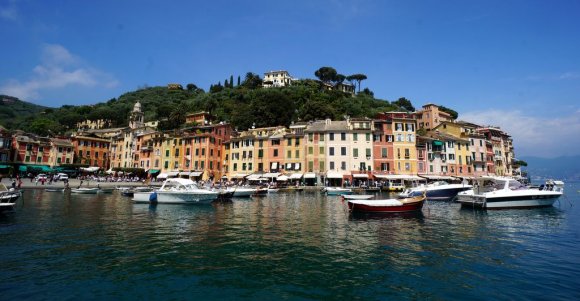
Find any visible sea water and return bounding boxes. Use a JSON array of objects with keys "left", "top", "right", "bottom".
[{"left": 1, "top": 184, "right": 579, "bottom": 300}]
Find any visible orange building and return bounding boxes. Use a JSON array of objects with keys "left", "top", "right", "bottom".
[
  {"left": 71, "top": 135, "right": 111, "bottom": 168},
  {"left": 414, "top": 103, "right": 454, "bottom": 131}
]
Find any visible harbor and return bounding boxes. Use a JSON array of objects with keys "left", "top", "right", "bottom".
[{"left": 1, "top": 181, "right": 579, "bottom": 300}]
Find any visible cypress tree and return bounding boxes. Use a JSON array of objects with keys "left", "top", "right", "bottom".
[{"left": 237, "top": 75, "right": 241, "bottom": 86}]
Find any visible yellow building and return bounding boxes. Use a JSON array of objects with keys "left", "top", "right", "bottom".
[{"left": 392, "top": 115, "right": 418, "bottom": 175}]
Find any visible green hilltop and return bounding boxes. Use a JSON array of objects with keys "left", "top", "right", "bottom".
[{"left": 1, "top": 69, "right": 435, "bottom": 135}]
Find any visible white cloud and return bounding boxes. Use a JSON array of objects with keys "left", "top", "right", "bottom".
[
  {"left": 0, "top": 44, "right": 118, "bottom": 101},
  {"left": 461, "top": 109, "right": 580, "bottom": 158}
]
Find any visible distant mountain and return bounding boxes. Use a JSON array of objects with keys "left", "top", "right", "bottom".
[
  {"left": 520, "top": 155, "right": 580, "bottom": 182},
  {"left": 0, "top": 95, "right": 48, "bottom": 129}
]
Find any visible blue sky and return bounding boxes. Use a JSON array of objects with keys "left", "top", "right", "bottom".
[{"left": 1, "top": 0, "right": 579, "bottom": 158}]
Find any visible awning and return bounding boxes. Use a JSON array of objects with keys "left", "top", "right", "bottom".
[
  {"left": 180, "top": 171, "right": 191, "bottom": 177},
  {"left": 189, "top": 171, "right": 203, "bottom": 177},
  {"left": 23, "top": 165, "right": 54, "bottom": 172},
  {"left": 148, "top": 169, "right": 160, "bottom": 174},
  {"left": 19, "top": 166, "right": 27, "bottom": 172},
  {"left": 0, "top": 164, "right": 10, "bottom": 169},
  {"left": 326, "top": 172, "right": 344, "bottom": 179},
  {"left": 80, "top": 166, "right": 100, "bottom": 173},
  {"left": 352, "top": 173, "right": 368, "bottom": 178},
  {"left": 433, "top": 140, "right": 443, "bottom": 146},
  {"left": 277, "top": 175, "right": 289, "bottom": 181},
  {"left": 167, "top": 171, "right": 180, "bottom": 177},
  {"left": 289, "top": 173, "right": 303, "bottom": 179},
  {"left": 304, "top": 173, "right": 316, "bottom": 179},
  {"left": 247, "top": 174, "right": 263, "bottom": 181},
  {"left": 373, "top": 174, "right": 422, "bottom": 181},
  {"left": 418, "top": 175, "right": 454, "bottom": 181},
  {"left": 231, "top": 173, "right": 248, "bottom": 179},
  {"left": 157, "top": 173, "right": 168, "bottom": 179},
  {"left": 262, "top": 172, "right": 280, "bottom": 178}
]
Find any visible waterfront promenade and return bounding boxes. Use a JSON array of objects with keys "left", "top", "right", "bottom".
[{"left": 0, "top": 178, "right": 151, "bottom": 190}]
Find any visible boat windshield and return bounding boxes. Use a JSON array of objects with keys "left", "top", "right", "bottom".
[{"left": 508, "top": 180, "right": 525, "bottom": 190}]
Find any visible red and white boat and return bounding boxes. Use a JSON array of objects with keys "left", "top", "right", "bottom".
[{"left": 347, "top": 193, "right": 425, "bottom": 213}]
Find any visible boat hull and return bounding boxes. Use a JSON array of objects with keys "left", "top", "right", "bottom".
[
  {"left": 348, "top": 200, "right": 424, "bottom": 213},
  {"left": 457, "top": 194, "right": 560, "bottom": 209},
  {"left": 133, "top": 191, "right": 154, "bottom": 203},
  {"left": 324, "top": 187, "right": 353, "bottom": 196},
  {"left": 155, "top": 191, "right": 218, "bottom": 204}
]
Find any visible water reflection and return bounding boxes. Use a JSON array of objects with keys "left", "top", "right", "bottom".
[{"left": 1, "top": 184, "right": 579, "bottom": 300}]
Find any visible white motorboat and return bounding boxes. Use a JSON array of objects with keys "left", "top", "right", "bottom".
[
  {"left": 71, "top": 187, "right": 100, "bottom": 194},
  {"left": 225, "top": 186, "right": 256, "bottom": 197},
  {"left": 342, "top": 194, "right": 374, "bottom": 200},
  {"left": 0, "top": 184, "right": 21, "bottom": 212},
  {"left": 154, "top": 178, "right": 218, "bottom": 204},
  {"left": 456, "top": 177, "right": 563, "bottom": 209},
  {"left": 133, "top": 189, "right": 155, "bottom": 203},
  {"left": 323, "top": 187, "right": 353, "bottom": 196},
  {"left": 399, "top": 181, "right": 472, "bottom": 200}
]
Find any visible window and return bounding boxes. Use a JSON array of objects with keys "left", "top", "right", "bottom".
[
  {"left": 295, "top": 150, "right": 299, "bottom": 158},
  {"left": 381, "top": 163, "right": 389, "bottom": 171},
  {"left": 405, "top": 163, "right": 410, "bottom": 171},
  {"left": 287, "top": 150, "right": 292, "bottom": 158},
  {"left": 165, "top": 150, "right": 170, "bottom": 157},
  {"left": 57, "top": 158, "right": 61, "bottom": 164},
  {"left": 366, "top": 133, "right": 371, "bottom": 141},
  {"left": 320, "top": 134, "right": 325, "bottom": 142},
  {"left": 308, "top": 133, "right": 313, "bottom": 142},
  {"left": 175, "top": 149, "right": 180, "bottom": 157},
  {"left": 366, "top": 148, "right": 371, "bottom": 157},
  {"left": 287, "top": 138, "right": 292, "bottom": 146},
  {"left": 308, "top": 147, "right": 313, "bottom": 155},
  {"left": 329, "top": 133, "right": 334, "bottom": 141},
  {"left": 387, "top": 135, "right": 393, "bottom": 142},
  {"left": 341, "top": 147, "right": 347, "bottom": 156},
  {"left": 407, "top": 134, "right": 414, "bottom": 142},
  {"left": 258, "top": 149, "right": 264, "bottom": 158},
  {"left": 395, "top": 123, "right": 403, "bottom": 131},
  {"left": 353, "top": 148, "right": 359, "bottom": 157},
  {"left": 340, "top": 133, "right": 346, "bottom": 141},
  {"left": 233, "top": 163, "right": 237, "bottom": 171},
  {"left": 404, "top": 148, "right": 410, "bottom": 159},
  {"left": 381, "top": 148, "right": 387, "bottom": 158},
  {"left": 274, "top": 149, "right": 278, "bottom": 157},
  {"left": 396, "top": 134, "right": 403, "bottom": 142},
  {"left": 319, "top": 161, "right": 325, "bottom": 171},
  {"left": 295, "top": 138, "right": 300, "bottom": 146},
  {"left": 319, "top": 146, "right": 324, "bottom": 155},
  {"left": 341, "top": 161, "right": 346, "bottom": 170},
  {"left": 164, "top": 161, "right": 169, "bottom": 169},
  {"left": 353, "top": 133, "right": 358, "bottom": 141},
  {"left": 329, "top": 147, "right": 335, "bottom": 156},
  {"left": 330, "top": 161, "right": 335, "bottom": 170}
]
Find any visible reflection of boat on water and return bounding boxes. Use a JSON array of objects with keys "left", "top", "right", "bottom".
[
  {"left": 45, "top": 188, "right": 65, "bottom": 192},
  {"left": 347, "top": 193, "right": 426, "bottom": 213},
  {"left": 456, "top": 177, "right": 563, "bottom": 209}
]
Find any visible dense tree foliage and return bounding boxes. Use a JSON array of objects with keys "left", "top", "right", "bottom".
[
  {"left": 1, "top": 69, "right": 428, "bottom": 136},
  {"left": 393, "top": 97, "right": 415, "bottom": 112},
  {"left": 439, "top": 105, "right": 459, "bottom": 119}
]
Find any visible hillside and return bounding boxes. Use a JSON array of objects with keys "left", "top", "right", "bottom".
[
  {"left": 1, "top": 80, "right": 408, "bottom": 135},
  {"left": 0, "top": 95, "right": 48, "bottom": 129},
  {"left": 520, "top": 155, "right": 580, "bottom": 182}
]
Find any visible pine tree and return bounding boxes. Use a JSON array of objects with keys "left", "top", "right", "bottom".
[
  {"left": 237, "top": 76, "right": 241, "bottom": 86},
  {"left": 230, "top": 75, "right": 234, "bottom": 88}
]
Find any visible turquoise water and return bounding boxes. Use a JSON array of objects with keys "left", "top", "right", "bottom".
[{"left": 1, "top": 184, "right": 580, "bottom": 300}]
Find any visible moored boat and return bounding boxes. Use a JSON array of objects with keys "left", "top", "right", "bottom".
[
  {"left": 0, "top": 184, "right": 21, "bottom": 212},
  {"left": 347, "top": 193, "right": 426, "bottom": 213},
  {"left": 399, "top": 181, "right": 472, "bottom": 200},
  {"left": 225, "top": 186, "right": 256, "bottom": 197},
  {"left": 154, "top": 178, "right": 218, "bottom": 204},
  {"left": 342, "top": 194, "right": 375, "bottom": 200},
  {"left": 324, "top": 187, "right": 353, "bottom": 196},
  {"left": 71, "top": 187, "right": 100, "bottom": 194},
  {"left": 456, "top": 177, "right": 563, "bottom": 209}
]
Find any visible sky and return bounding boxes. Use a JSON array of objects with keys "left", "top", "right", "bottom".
[{"left": 1, "top": 0, "right": 579, "bottom": 158}]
